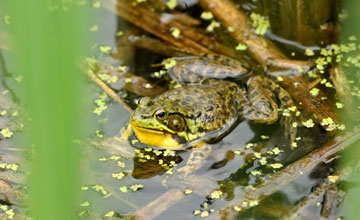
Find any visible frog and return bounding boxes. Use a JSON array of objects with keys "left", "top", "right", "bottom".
[{"left": 130, "top": 55, "right": 296, "bottom": 150}]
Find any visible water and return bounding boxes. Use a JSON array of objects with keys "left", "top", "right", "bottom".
[{"left": 0, "top": 0, "right": 356, "bottom": 219}]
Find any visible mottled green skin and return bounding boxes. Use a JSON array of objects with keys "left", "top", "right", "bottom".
[
  {"left": 131, "top": 56, "right": 295, "bottom": 149},
  {"left": 131, "top": 79, "right": 246, "bottom": 146}
]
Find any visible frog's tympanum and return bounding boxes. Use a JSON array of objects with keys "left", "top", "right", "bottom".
[{"left": 130, "top": 55, "right": 296, "bottom": 150}]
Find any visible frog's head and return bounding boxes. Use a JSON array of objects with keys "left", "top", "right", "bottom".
[{"left": 130, "top": 96, "right": 199, "bottom": 150}]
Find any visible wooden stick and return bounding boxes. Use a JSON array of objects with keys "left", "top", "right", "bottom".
[
  {"left": 87, "top": 71, "right": 133, "bottom": 113},
  {"left": 128, "top": 35, "right": 189, "bottom": 57},
  {"left": 210, "top": 128, "right": 360, "bottom": 219},
  {"left": 102, "top": 0, "right": 242, "bottom": 60},
  {"left": 134, "top": 188, "right": 185, "bottom": 220}
]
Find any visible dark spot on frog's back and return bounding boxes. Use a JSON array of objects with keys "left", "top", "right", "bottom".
[
  {"left": 197, "top": 127, "right": 204, "bottom": 132},
  {"left": 185, "top": 97, "right": 193, "bottom": 102},
  {"left": 205, "top": 106, "right": 213, "bottom": 112},
  {"left": 212, "top": 55, "right": 220, "bottom": 60},
  {"left": 281, "top": 95, "right": 291, "bottom": 102}
]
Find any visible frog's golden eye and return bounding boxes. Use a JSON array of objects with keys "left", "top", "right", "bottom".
[
  {"left": 155, "top": 109, "right": 167, "bottom": 121},
  {"left": 168, "top": 114, "right": 186, "bottom": 132}
]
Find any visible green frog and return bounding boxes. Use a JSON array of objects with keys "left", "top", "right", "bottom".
[{"left": 130, "top": 55, "right": 296, "bottom": 150}]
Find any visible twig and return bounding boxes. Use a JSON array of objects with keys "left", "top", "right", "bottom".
[
  {"left": 132, "top": 188, "right": 185, "bottom": 220},
  {"left": 102, "top": 0, "right": 242, "bottom": 59},
  {"left": 87, "top": 71, "right": 133, "bottom": 113},
  {"left": 210, "top": 127, "right": 360, "bottom": 219},
  {"left": 128, "top": 35, "right": 189, "bottom": 57}
]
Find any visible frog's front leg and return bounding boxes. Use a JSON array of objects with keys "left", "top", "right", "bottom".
[
  {"left": 243, "top": 76, "right": 296, "bottom": 145},
  {"left": 176, "top": 142, "right": 211, "bottom": 179}
]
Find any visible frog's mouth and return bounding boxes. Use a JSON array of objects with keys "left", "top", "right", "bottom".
[{"left": 130, "top": 122, "right": 184, "bottom": 150}]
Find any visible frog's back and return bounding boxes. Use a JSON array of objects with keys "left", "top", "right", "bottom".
[{"left": 156, "top": 80, "right": 243, "bottom": 137}]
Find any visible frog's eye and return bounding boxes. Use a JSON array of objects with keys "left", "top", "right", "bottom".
[
  {"left": 155, "top": 109, "right": 167, "bottom": 121},
  {"left": 168, "top": 114, "right": 186, "bottom": 132},
  {"left": 138, "top": 97, "right": 152, "bottom": 106}
]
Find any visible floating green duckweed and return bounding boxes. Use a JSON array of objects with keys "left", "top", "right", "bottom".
[
  {"left": 234, "top": 150, "right": 241, "bottom": 155},
  {"left": 116, "top": 31, "right": 123, "bottom": 36},
  {"left": 184, "top": 189, "right": 193, "bottom": 194},
  {"left": 117, "top": 161, "right": 125, "bottom": 168},
  {"left": 92, "top": 1, "right": 100, "bottom": 8},
  {"left": 250, "top": 13, "right": 270, "bottom": 35},
  {"left": 99, "top": 45, "right": 111, "bottom": 54},
  {"left": 227, "top": 26, "right": 234, "bottom": 32},
  {"left": 336, "top": 102, "right": 344, "bottom": 109},
  {"left": 235, "top": 43, "right": 247, "bottom": 51},
  {"left": 210, "top": 190, "right": 223, "bottom": 199},
  {"left": 200, "top": 11, "right": 213, "bottom": 20},
  {"left": 270, "top": 163, "right": 283, "bottom": 169},
  {"left": 254, "top": 152, "right": 261, "bottom": 159},
  {"left": 171, "top": 28, "right": 180, "bottom": 38},
  {"left": 200, "top": 211, "right": 209, "bottom": 218},
  {"left": 259, "top": 157, "right": 267, "bottom": 165},
  {"left": 130, "top": 184, "right": 143, "bottom": 192},
  {"left": 305, "top": 49, "right": 315, "bottom": 56},
  {"left": 163, "top": 149, "right": 176, "bottom": 157},
  {"left": 112, "top": 172, "right": 125, "bottom": 180},
  {"left": 245, "top": 143, "right": 254, "bottom": 149},
  {"left": 302, "top": 119, "right": 315, "bottom": 128},
  {"left": 328, "top": 175, "right": 339, "bottom": 183},
  {"left": 92, "top": 184, "right": 108, "bottom": 195},
  {"left": 309, "top": 88, "right": 320, "bottom": 96},
  {"left": 0, "top": 163, "right": 19, "bottom": 171},
  {"left": 234, "top": 206, "right": 242, "bottom": 212},
  {"left": 206, "top": 20, "right": 220, "bottom": 32},
  {"left": 98, "top": 157, "right": 107, "bottom": 161},
  {"left": 162, "top": 58, "right": 177, "bottom": 69},
  {"left": 78, "top": 210, "right": 90, "bottom": 217},
  {"left": 4, "top": 15, "right": 11, "bottom": 25},
  {"left": 104, "top": 211, "right": 115, "bottom": 217},
  {"left": 251, "top": 170, "right": 262, "bottom": 176},
  {"left": 260, "top": 135, "right": 269, "bottom": 140},
  {"left": 89, "top": 25, "right": 98, "bottom": 31},
  {"left": 193, "top": 210, "right": 201, "bottom": 216},
  {"left": 80, "top": 201, "right": 90, "bottom": 207},
  {"left": 166, "top": 0, "right": 177, "bottom": 9},
  {"left": 120, "top": 186, "right": 128, "bottom": 192},
  {"left": 0, "top": 128, "right": 13, "bottom": 138}
]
